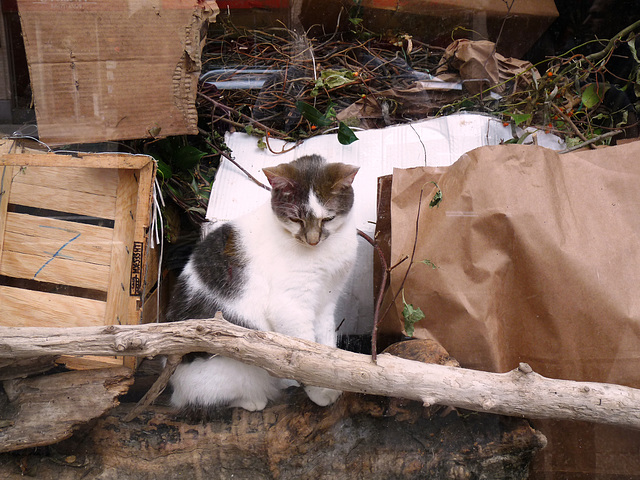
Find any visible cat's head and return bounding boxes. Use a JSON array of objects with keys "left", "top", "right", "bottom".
[{"left": 263, "top": 155, "right": 359, "bottom": 246}]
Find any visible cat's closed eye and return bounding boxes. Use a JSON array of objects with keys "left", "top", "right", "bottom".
[{"left": 322, "top": 216, "right": 336, "bottom": 223}]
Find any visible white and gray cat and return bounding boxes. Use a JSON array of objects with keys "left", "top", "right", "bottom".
[{"left": 166, "top": 154, "right": 359, "bottom": 412}]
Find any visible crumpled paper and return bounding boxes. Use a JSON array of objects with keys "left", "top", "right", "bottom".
[{"left": 435, "top": 39, "right": 539, "bottom": 94}]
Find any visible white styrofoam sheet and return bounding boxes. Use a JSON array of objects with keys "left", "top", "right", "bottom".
[{"left": 206, "top": 113, "right": 565, "bottom": 335}]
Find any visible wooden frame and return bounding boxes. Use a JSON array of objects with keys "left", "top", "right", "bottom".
[{"left": 0, "top": 141, "right": 156, "bottom": 369}]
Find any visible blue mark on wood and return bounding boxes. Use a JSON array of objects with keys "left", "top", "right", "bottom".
[{"left": 33, "top": 228, "right": 81, "bottom": 280}]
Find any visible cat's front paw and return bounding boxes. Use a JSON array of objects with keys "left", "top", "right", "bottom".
[
  {"left": 304, "top": 386, "right": 342, "bottom": 406},
  {"left": 230, "top": 396, "right": 268, "bottom": 412}
]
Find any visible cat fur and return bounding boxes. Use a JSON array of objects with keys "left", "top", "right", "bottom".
[{"left": 166, "top": 155, "right": 359, "bottom": 412}]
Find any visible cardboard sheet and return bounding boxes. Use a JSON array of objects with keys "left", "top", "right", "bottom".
[
  {"left": 17, "top": 0, "right": 218, "bottom": 145},
  {"left": 206, "top": 114, "right": 564, "bottom": 335},
  {"left": 383, "top": 142, "right": 640, "bottom": 477}
]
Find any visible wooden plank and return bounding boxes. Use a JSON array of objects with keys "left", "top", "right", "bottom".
[
  {"left": 0, "top": 165, "right": 14, "bottom": 260},
  {"left": 0, "top": 152, "right": 154, "bottom": 170},
  {"left": 0, "top": 250, "right": 110, "bottom": 291},
  {"left": 104, "top": 170, "right": 138, "bottom": 326},
  {"left": 8, "top": 181, "right": 117, "bottom": 220},
  {"left": 3, "top": 212, "right": 114, "bottom": 266},
  {"left": 0, "top": 285, "right": 106, "bottom": 327},
  {"left": 141, "top": 275, "right": 160, "bottom": 325},
  {"left": 0, "top": 135, "right": 17, "bottom": 260},
  {"left": 10, "top": 165, "right": 119, "bottom": 197},
  {"left": 128, "top": 159, "right": 157, "bottom": 326},
  {"left": 57, "top": 356, "right": 124, "bottom": 370}
]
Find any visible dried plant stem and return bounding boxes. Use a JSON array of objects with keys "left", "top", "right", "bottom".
[
  {"left": 550, "top": 103, "right": 591, "bottom": 145},
  {"left": 198, "top": 127, "right": 271, "bottom": 191},
  {"left": 123, "top": 354, "right": 182, "bottom": 422},
  {"left": 264, "top": 132, "right": 302, "bottom": 154},
  {"left": 377, "top": 185, "right": 428, "bottom": 330},
  {"left": 356, "top": 229, "right": 388, "bottom": 362},
  {"left": 198, "top": 92, "right": 286, "bottom": 138},
  {"left": 559, "top": 129, "right": 623, "bottom": 153},
  {"left": 585, "top": 19, "right": 640, "bottom": 65}
]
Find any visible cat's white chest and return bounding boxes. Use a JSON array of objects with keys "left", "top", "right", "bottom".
[{"left": 233, "top": 204, "right": 357, "bottom": 331}]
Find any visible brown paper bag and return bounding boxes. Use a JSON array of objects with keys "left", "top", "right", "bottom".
[{"left": 383, "top": 142, "right": 640, "bottom": 477}]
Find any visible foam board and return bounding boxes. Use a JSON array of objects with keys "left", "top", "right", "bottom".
[{"left": 206, "top": 114, "right": 565, "bottom": 334}]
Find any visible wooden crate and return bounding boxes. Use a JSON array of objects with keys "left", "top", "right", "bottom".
[{"left": 0, "top": 141, "right": 156, "bottom": 369}]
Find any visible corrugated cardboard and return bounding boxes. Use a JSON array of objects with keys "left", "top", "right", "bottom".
[
  {"left": 17, "top": 0, "right": 218, "bottom": 145},
  {"left": 205, "top": 114, "right": 564, "bottom": 335}
]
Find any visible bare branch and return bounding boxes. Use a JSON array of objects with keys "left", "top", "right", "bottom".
[{"left": 0, "top": 316, "right": 639, "bottom": 429}]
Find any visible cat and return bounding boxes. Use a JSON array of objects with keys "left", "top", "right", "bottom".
[{"left": 166, "top": 154, "right": 360, "bottom": 412}]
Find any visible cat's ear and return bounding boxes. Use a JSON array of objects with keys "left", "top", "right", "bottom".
[
  {"left": 263, "top": 166, "right": 295, "bottom": 191},
  {"left": 332, "top": 164, "right": 359, "bottom": 190}
]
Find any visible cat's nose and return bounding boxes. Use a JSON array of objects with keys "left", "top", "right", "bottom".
[{"left": 306, "top": 230, "right": 321, "bottom": 246}]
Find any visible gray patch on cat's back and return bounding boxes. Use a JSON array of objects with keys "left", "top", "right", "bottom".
[{"left": 192, "top": 222, "right": 247, "bottom": 298}]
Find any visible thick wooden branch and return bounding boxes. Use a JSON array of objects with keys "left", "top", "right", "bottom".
[{"left": 1, "top": 316, "right": 639, "bottom": 430}]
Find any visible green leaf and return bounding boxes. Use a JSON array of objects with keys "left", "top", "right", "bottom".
[
  {"left": 174, "top": 145, "right": 206, "bottom": 171},
  {"left": 421, "top": 259, "right": 438, "bottom": 269},
  {"left": 632, "top": 66, "right": 640, "bottom": 99},
  {"left": 190, "top": 176, "right": 201, "bottom": 195},
  {"left": 295, "top": 101, "right": 334, "bottom": 127},
  {"left": 628, "top": 38, "right": 640, "bottom": 63},
  {"left": 503, "top": 112, "right": 531, "bottom": 126},
  {"left": 311, "top": 70, "right": 356, "bottom": 96},
  {"left": 187, "top": 207, "right": 207, "bottom": 215},
  {"left": 337, "top": 122, "right": 359, "bottom": 145},
  {"left": 616, "top": 109, "right": 629, "bottom": 128},
  {"left": 565, "top": 136, "right": 583, "bottom": 148},
  {"left": 401, "top": 289, "right": 425, "bottom": 337},
  {"left": 155, "top": 158, "right": 172, "bottom": 182},
  {"left": 516, "top": 131, "right": 533, "bottom": 144},
  {"left": 582, "top": 84, "right": 607, "bottom": 109},
  {"left": 428, "top": 181, "right": 442, "bottom": 208},
  {"left": 319, "top": 69, "right": 356, "bottom": 89},
  {"left": 310, "top": 78, "right": 324, "bottom": 97}
]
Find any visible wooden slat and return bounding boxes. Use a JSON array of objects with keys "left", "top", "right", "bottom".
[
  {"left": 3, "top": 212, "right": 114, "bottom": 266},
  {"left": 105, "top": 170, "right": 139, "bottom": 326},
  {"left": 8, "top": 182, "right": 117, "bottom": 220},
  {"left": 0, "top": 165, "right": 14, "bottom": 259},
  {"left": 128, "top": 159, "right": 156, "bottom": 327},
  {"left": 10, "top": 166, "right": 119, "bottom": 197},
  {"left": 0, "top": 152, "right": 154, "bottom": 170},
  {"left": 57, "top": 356, "right": 124, "bottom": 370},
  {"left": 0, "top": 250, "right": 110, "bottom": 291},
  {"left": 0, "top": 285, "right": 106, "bottom": 327},
  {"left": 141, "top": 288, "right": 159, "bottom": 325}
]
